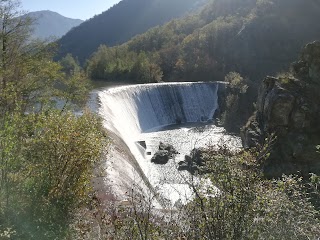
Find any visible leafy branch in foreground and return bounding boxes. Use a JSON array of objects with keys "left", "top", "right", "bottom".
[
  {"left": 0, "top": 109, "right": 106, "bottom": 239},
  {"left": 0, "top": 1, "right": 107, "bottom": 238},
  {"left": 181, "top": 147, "right": 320, "bottom": 240},
  {"left": 71, "top": 147, "right": 320, "bottom": 240}
]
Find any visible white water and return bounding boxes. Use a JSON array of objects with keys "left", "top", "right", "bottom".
[
  {"left": 99, "top": 82, "right": 219, "bottom": 137},
  {"left": 98, "top": 82, "right": 241, "bottom": 206}
]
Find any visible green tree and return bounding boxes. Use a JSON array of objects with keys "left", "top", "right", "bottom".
[
  {"left": 60, "top": 53, "right": 81, "bottom": 76},
  {"left": 0, "top": 1, "right": 107, "bottom": 238},
  {"left": 220, "top": 72, "right": 256, "bottom": 132},
  {"left": 0, "top": 0, "right": 32, "bottom": 89}
]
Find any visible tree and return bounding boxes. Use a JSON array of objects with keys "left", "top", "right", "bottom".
[
  {"left": 86, "top": 45, "right": 112, "bottom": 80},
  {"left": 86, "top": 45, "right": 163, "bottom": 83},
  {"left": 60, "top": 53, "right": 81, "bottom": 76},
  {"left": 220, "top": 72, "right": 256, "bottom": 132},
  {"left": 0, "top": 1, "right": 107, "bottom": 238},
  {"left": 0, "top": 0, "right": 32, "bottom": 89}
]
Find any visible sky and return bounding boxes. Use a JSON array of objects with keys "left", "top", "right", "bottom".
[{"left": 20, "top": 0, "right": 122, "bottom": 20}]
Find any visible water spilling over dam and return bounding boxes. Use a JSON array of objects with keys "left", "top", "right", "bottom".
[{"left": 97, "top": 82, "right": 241, "bottom": 205}]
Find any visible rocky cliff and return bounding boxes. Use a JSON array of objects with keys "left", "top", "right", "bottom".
[{"left": 242, "top": 41, "right": 320, "bottom": 177}]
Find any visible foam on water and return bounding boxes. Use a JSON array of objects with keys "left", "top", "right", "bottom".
[{"left": 98, "top": 82, "right": 241, "bottom": 206}]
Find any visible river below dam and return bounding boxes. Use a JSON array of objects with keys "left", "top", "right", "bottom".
[{"left": 93, "top": 82, "right": 241, "bottom": 207}]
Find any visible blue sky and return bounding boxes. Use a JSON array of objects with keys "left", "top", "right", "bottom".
[{"left": 20, "top": 0, "right": 122, "bottom": 20}]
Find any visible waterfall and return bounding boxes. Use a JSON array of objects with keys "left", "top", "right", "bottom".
[
  {"left": 98, "top": 82, "right": 236, "bottom": 205},
  {"left": 99, "top": 82, "right": 219, "bottom": 137}
]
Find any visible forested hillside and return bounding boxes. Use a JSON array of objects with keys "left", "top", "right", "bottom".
[
  {"left": 57, "top": 0, "right": 207, "bottom": 63},
  {"left": 85, "top": 0, "right": 320, "bottom": 84},
  {"left": 25, "top": 10, "right": 83, "bottom": 40}
]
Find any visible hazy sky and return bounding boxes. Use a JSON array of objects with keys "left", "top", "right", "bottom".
[{"left": 20, "top": 0, "right": 122, "bottom": 20}]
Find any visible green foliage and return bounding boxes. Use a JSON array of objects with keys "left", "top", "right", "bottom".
[
  {"left": 83, "top": 0, "right": 320, "bottom": 86},
  {"left": 220, "top": 72, "right": 255, "bottom": 132},
  {"left": 59, "top": 53, "right": 81, "bottom": 76},
  {"left": 57, "top": 0, "right": 201, "bottom": 63},
  {"left": 0, "top": 1, "right": 107, "bottom": 238},
  {"left": 198, "top": 149, "right": 320, "bottom": 239},
  {"left": 130, "top": 52, "right": 163, "bottom": 83},
  {"left": 225, "top": 72, "right": 248, "bottom": 93},
  {"left": 86, "top": 45, "right": 163, "bottom": 83},
  {"left": 81, "top": 148, "right": 320, "bottom": 239},
  {"left": 0, "top": 110, "right": 106, "bottom": 239},
  {"left": 25, "top": 111, "right": 104, "bottom": 206},
  {"left": 181, "top": 149, "right": 259, "bottom": 239}
]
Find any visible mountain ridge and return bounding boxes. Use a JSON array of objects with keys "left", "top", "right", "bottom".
[
  {"left": 57, "top": 0, "right": 209, "bottom": 63},
  {"left": 25, "top": 10, "right": 83, "bottom": 40}
]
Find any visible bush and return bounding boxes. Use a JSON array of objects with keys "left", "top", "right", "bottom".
[
  {"left": 75, "top": 147, "right": 320, "bottom": 239},
  {"left": 221, "top": 72, "right": 256, "bottom": 132},
  {"left": 0, "top": 110, "right": 106, "bottom": 239}
]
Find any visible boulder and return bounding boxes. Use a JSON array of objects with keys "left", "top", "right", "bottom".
[
  {"left": 151, "top": 150, "right": 170, "bottom": 164},
  {"left": 159, "top": 142, "right": 179, "bottom": 156},
  {"left": 151, "top": 142, "right": 179, "bottom": 165},
  {"left": 298, "top": 41, "right": 320, "bottom": 84}
]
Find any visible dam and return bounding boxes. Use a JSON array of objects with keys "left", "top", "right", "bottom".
[{"left": 97, "top": 82, "right": 241, "bottom": 206}]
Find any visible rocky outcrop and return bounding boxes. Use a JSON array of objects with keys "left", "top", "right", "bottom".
[
  {"left": 242, "top": 41, "right": 320, "bottom": 177},
  {"left": 151, "top": 150, "right": 171, "bottom": 164},
  {"left": 151, "top": 142, "right": 178, "bottom": 164},
  {"left": 158, "top": 142, "right": 179, "bottom": 155}
]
